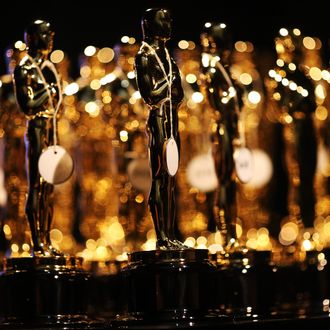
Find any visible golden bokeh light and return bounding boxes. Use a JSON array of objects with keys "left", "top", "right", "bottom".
[
  {"left": 315, "top": 106, "right": 328, "bottom": 121},
  {"left": 239, "top": 73, "right": 252, "bottom": 85},
  {"left": 3, "top": 224, "right": 11, "bottom": 236},
  {"left": 85, "top": 101, "right": 100, "bottom": 117},
  {"left": 178, "top": 40, "right": 189, "bottom": 49},
  {"left": 235, "top": 41, "right": 247, "bottom": 52},
  {"left": 191, "top": 92, "right": 204, "bottom": 103},
  {"left": 119, "top": 130, "right": 128, "bottom": 142},
  {"left": 248, "top": 91, "right": 261, "bottom": 104},
  {"left": 64, "top": 82, "right": 79, "bottom": 96},
  {"left": 293, "top": 28, "right": 301, "bottom": 36},
  {"left": 14, "top": 40, "right": 26, "bottom": 51},
  {"left": 186, "top": 73, "right": 197, "bottom": 84},
  {"left": 315, "top": 84, "right": 326, "bottom": 100},
  {"left": 309, "top": 67, "right": 322, "bottom": 81},
  {"left": 84, "top": 45, "right": 97, "bottom": 57},
  {"left": 121, "top": 36, "right": 130, "bottom": 43},
  {"left": 184, "top": 237, "right": 196, "bottom": 248},
  {"left": 50, "top": 49, "right": 64, "bottom": 63},
  {"left": 279, "top": 222, "right": 299, "bottom": 245},
  {"left": 279, "top": 28, "right": 288, "bottom": 36},
  {"left": 50, "top": 229, "right": 63, "bottom": 243},
  {"left": 11, "top": 243, "right": 19, "bottom": 253},
  {"left": 97, "top": 47, "right": 115, "bottom": 63},
  {"left": 90, "top": 79, "right": 101, "bottom": 90},
  {"left": 303, "top": 37, "right": 316, "bottom": 50}
]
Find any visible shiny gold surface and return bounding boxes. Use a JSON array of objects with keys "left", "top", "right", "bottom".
[
  {"left": 13, "top": 20, "right": 62, "bottom": 256},
  {"left": 135, "top": 9, "right": 186, "bottom": 249},
  {"left": 200, "top": 22, "right": 241, "bottom": 250},
  {"left": 265, "top": 28, "right": 317, "bottom": 255},
  {"left": 0, "top": 41, "right": 28, "bottom": 257},
  {"left": 174, "top": 45, "right": 213, "bottom": 242},
  {"left": 1, "top": 18, "right": 330, "bottom": 272}
]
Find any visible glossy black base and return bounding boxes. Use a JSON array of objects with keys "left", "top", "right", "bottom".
[
  {"left": 271, "top": 248, "right": 330, "bottom": 318},
  {"left": 0, "top": 256, "right": 103, "bottom": 329},
  {"left": 110, "top": 314, "right": 330, "bottom": 329},
  {"left": 0, "top": 316, "right": 105, "bottom": 329},
  {"left": 87, "top": 260, "right": 127, "bottom": 319},
  {"left": 117, "top": 248, "right": 221, "bottom": 324},
  {"left": 215, "top": 250, "right": 276, "bottom": 319}
]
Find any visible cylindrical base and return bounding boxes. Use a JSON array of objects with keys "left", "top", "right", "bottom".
[
  {"left": 110, "top": 315, "right": 330, "bottom": 330},
  {"left": 119, "top": 248, "right": 221, "bottom": 323},
  {"left": 272, "top": 249, "right": 330, "bottom": 318},
  {"left": 215, "top": 250, "right": 276, "bottom": 319},
  {"left": 0, "top": 256, "right": 102, "bottom": 328},
  {"left": 87, "top": 259, "right": 127, "bottom": 319}
]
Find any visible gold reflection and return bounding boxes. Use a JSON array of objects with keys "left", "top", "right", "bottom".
[
  {"left": 309, "top": 67, "right": 322, "bottom": 81},
  {"left": 14, "top": 40, "right": 26, "bottom": 51},
  {"left": 0, "top": 41, "right": 29, "bottom": 257},
  {"left": 50, "top": 49, "right": 64, "bottom": 63},
  {"left": 97, "top": 47, "right": 115, "bottom": 63},
  {"left": 315, "top": 106, "right": 328, "bottom": 121},
  {"left": 303, "top": 37, "right": 316, "bottom": 50},
  {"left": 178, "top": 40, "right": 189, "bottom": 49},
  {"left": 6, "top": 18, "right": 330, "bottom": 294},
  {"left": 231, "top": 38, "right": 270, "bottom": 244},
  {"left": 239, "top": 73, "right": 252, "bottom": 85},
  {"left": 302, "top": 29, "right": 330, "bottom": 253},
  {"left": 174, "top": 44, "right": 214, "bottom": 241},
  {"left": 264, "top": 27, "right": 322, "bottom": 264},
  {"left": 235, "top": 41, "right": 247, "bottom": 53}
]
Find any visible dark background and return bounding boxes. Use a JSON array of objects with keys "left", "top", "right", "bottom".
[{"left": 0, "top": 0, "right": 329, "bottom": 77}]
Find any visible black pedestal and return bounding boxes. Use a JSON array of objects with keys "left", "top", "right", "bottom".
[
  {"left": 109, "top": 314, "right": 330, "bottom": 329},
  {"left": 215, "top": 250, "right": 276, "bottom": 319},
  {"left": 0, "top": 256, "right": 104, "bottom": 329},
  {"left": 87, "top": 260, "right": 127, "bottom": 319},
  {"left": 113, "top": 248, "right": 225, "bottom": 328},
  {"left": 272, "top": 249, "right": 330, "bottom": 318},
  {"left": 297, "top": 249, "right": 330, "bottom": 317}
]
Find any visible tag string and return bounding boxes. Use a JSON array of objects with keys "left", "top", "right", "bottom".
[
  {"left": 28, "top": 55, "right": 63, "bottom": 151},
  {"left": 141, "top": 41, "right": 174, "bottom": 139}
]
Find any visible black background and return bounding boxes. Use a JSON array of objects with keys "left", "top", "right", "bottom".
[{"left": 0, "top": 0, "right": 329, "bottom": 77}]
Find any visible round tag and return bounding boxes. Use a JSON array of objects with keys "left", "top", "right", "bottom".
[
  {"left": 317, "top": 144, "right": 330, "bottom": 177},
  {"left": 38, "top": 146, "right": 74, "bottom": 184},
  {"left": 165, "top": 137, "right": 179, "bottom": 176},
  {"left": 246, "top": 148, "right": 273, "bottom": 189},
  {"left": 234, "top": 147, "right": 253, "bottom": 183},
  {"left": 127, "top": 158, "right": 151, "bottom": 193},
  {"left": 186, "top": 152, "right": 218, "bottom": 192},
  {"left": 0, "top": 168, "right": 7, "bottom": 206}
]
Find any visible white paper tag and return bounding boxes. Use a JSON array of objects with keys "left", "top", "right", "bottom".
[
  {"left": 317, "top": 143, "right": 330, "bottom": 177},
  {"left": 165, "top": 137, "right": 179, "bottom": 176},
  {"left": 127, "top": 158, "right": 151, "bottom": 193},
  {"left": 246, "top": 148, "right": 273, "bottom": 189},
  {"left": 38, "top": 146, "right": 74, "bottom": 184},
  {"left": 186, "top": 152, "right": 218, "bottom": 192},
  {"left": 234, "top": 147, "right": 253, "bottom": 183}
]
